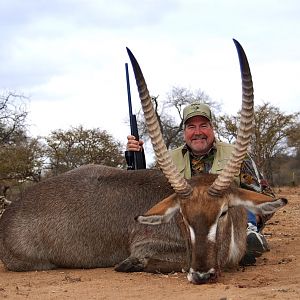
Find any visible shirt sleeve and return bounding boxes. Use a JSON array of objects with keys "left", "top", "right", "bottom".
[{"left": 239, "top": 154, "right": 275, "bottom": 197}]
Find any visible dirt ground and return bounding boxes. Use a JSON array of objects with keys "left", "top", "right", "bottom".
[{"left": 0, "top": 186, "right": 299, "bottom": 300}]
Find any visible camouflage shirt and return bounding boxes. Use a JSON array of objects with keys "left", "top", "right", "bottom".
[
  {"left": 184, "top": 143, "right": 275, "bottom": 197},
  {"left": 188, "top": 145, "right": 216, "bottom": 176}
]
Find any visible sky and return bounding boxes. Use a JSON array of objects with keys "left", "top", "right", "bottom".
[{"left": 1, "top": 0, "right": 300, "bottom": 160}]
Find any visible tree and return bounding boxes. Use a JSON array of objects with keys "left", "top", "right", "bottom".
[
  {"left": 0, "top": 92, "right": 45, "bottom": 192},
  {"left": 252, "top": 103, "right": 299, "bottom": 183},
  {"left": 0, "top": 92, "right": 28, "bottom": 144},
  {"left": 214, "top": 114, "right": 238, "bottom": 143},
  {"left": 45, "top": 125, "right": 126, "bottom": 175},
  {"left": 215, "top": 102, "right": 300, "bottom": 185},
  {"left": 0, "top": 136, "right": 45, "bottom": 183},
  {"left": 137, "top": 86, "right": 220, "bottom": 149},
  {"left": 287, "top": 122, "right": 300, "bottom": 156}
]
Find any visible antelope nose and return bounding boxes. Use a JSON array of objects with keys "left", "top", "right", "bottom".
[{"left": 187, "top": 268, "right": 217, "bottom": 284}]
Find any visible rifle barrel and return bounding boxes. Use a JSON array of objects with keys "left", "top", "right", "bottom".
[{"left": 125, "top": 63, "right": 134, "bottom": 135}]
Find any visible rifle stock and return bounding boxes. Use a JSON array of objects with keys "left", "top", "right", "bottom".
[{"left": 125, "top": 63, "right": 146, "bottom": 170}]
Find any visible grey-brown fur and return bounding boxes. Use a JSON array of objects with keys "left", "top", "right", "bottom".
[{"left": 0, "top": 165, "right": 187, "bottom": 272}]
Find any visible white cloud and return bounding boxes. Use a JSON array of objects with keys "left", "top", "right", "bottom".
[{"left": 0, "top": 0, "right": 299, "bottom": 157}]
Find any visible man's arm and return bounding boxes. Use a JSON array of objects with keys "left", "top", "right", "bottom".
[
  {"left": 239, "top": 155, "right": 275, "bottom": 197},
  {"left": 240, "top": 155, "right": 276, "bottom": 230}
]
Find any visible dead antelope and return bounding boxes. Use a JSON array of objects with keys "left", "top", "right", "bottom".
[{"left": 0, "top": 40, "right": 287, "bottom": 284}]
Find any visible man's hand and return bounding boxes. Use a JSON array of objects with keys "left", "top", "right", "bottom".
[{"left": 127, "top": 135, "right": 144, "bottom": 152}]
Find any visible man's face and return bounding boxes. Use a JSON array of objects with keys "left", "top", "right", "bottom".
[{"left": 183, "top": 115, "right": 215, "bottom": 156}]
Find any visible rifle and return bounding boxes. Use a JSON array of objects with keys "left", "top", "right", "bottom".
[{"left": 124, "top": 63, "right": 146, "bottom": 170}]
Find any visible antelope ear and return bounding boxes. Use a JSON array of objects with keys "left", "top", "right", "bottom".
[
  {"left": 135, "top": 193, "right": 180, "bottom": 225},
  {"left": 230, "top": 188, "right": 288, "bottom": 215}
]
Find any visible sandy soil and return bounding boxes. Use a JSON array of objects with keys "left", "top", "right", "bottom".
[{"left": 0, "top": 187, "right": 299, "bottom": 300}]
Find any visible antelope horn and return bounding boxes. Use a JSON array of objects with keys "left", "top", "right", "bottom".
[
  {"left": 208, "top": 39, "right": 254, "bottom": 196},
  {"left": 126, "top": 47, "right": 192, "bottom": 197}
]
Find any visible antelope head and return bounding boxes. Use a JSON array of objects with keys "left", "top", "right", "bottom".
[{"left": 127, "top": 40, "right": 287, "bottom": 284}]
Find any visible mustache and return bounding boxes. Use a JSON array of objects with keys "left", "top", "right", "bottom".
[{"left": 192, "top": 134, "right": 207, "bottom": 140}]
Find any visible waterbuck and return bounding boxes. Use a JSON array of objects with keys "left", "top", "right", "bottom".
[{"left": 0, "top": 40, "right": 287, "bottom": 284}]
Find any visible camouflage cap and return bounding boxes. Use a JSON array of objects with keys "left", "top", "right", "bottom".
[{"left": 183, "top": 103, "right": 212, "bottom": 124}]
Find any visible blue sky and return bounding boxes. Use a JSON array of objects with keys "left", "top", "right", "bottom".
[{"left": 1, "top": 0, "right": 299, "bottom": 153}]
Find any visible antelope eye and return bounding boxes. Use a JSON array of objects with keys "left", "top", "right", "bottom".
[{"left": 220, "top": 209, "right": 228, "bottom": 218}]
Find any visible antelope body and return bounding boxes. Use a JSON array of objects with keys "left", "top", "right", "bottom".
[
  {"left": 0, "top": 165, "right": 286, "bottom": 283},
  {"left": 0, "top": 40, "right": 288, "bottom": 284}
]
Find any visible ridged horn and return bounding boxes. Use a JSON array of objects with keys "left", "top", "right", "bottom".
[
  {"left": 126, "top": 47, "right": 192, "bottom": 197},
  {"left": 208, "top": 39, "right": 254, "bottom": 196}
]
